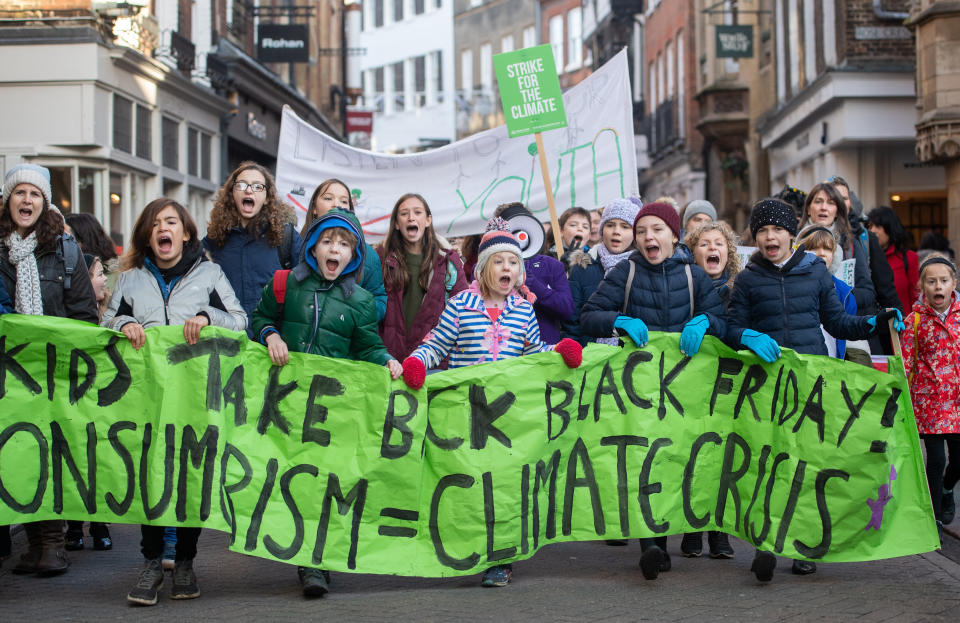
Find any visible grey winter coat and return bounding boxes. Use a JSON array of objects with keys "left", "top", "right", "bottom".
[{"left": 102, "top": 257, "right": 247, "bottom": 332}]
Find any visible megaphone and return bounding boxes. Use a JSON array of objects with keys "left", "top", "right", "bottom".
[{"left": 498, "top": 204, "right": 545, "bottom": 259}]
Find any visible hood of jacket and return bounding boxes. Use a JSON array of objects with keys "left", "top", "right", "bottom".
[{"left": 300, "top": 208, "right": 366, "bottom": 278}]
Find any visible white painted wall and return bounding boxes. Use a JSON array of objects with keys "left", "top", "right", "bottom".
[{"left": 359, "top": 1, "right": 455, "bottom": 152}]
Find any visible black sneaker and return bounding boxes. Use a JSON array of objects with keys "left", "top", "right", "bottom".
[
  {"left": 299, "top": 566, "right": 330, "bottom": 597},
  {"left": 708, "top": 531, "right": 735, "bottom": 559},
  {"left": 480, "top": 564, "right": 512, "bottom": 587},
  {"left": 790, "top": 559, "right": 816, "bottom": 575},
  {"left": 127, "top": 558, "right": 164, "bottom": 606},
  {"left": 171, "top": 559, "right": 200, "bottom": 599},
  {"left": 943, "top": 490, "right": 956, "bottom": 525},
  {"left": 639, "top": 546, "right": 664, "bottom": 580},
  {"left": 751, "top": 551, "right": 776, "bottom": 582},
  {"left": 680, "top": 532, "right": 702, "bottom": 557}
]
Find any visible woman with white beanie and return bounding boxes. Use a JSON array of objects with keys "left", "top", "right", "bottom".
[{"left": 0, "top": 163, "right": 98, "bottom": 576}]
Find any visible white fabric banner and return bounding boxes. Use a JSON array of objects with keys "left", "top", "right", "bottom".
[{"left": 275, "top": 49, "right": 638, "bottom": 240}]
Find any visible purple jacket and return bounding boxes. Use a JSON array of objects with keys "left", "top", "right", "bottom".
[
  {"left": 378, "top": 240, "right": 467, "bottom": 362},
  {"left": 525, "top": 253, "right": 574, "bottom": 344}
]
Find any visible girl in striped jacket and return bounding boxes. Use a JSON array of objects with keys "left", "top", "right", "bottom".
[{"left": 401, "top": 217, "right": 583, "bottom": 588}]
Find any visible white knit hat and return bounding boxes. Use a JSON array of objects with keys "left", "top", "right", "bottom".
[{"left": 3, "top": 164, "right": 52, "bottom": 206}]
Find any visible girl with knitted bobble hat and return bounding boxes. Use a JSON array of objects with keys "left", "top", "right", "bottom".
[
  {"left": 728, "top": 198, "right": 904, "bottom": 581},
  {"left": 402, "top": 216, "right": 583, "bottom": 588},
  {"left": 579, "top": 201, "right": 731, "bottom": 580},
  {"left": 565, "top": 196, "right": 640, "bottom": 345}
]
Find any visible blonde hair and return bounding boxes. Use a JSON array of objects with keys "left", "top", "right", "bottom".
[
  {"left": 477, "top": 251, "right": 520, "bottom": 300},
  {"left": 919, "top": 252, "right": 958, "bottom": 281},
  {"left": 683, "top": 220, "right": 741, "bottom": 283}
]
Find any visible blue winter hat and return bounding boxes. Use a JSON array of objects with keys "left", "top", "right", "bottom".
[
  {"left": 600, "top": 197, "right": 641, "bottom": 232},
  {"left": 301, "top": 208, "right": 365, "bottom": 278}
]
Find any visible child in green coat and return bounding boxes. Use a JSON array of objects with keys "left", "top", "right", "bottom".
[{"left": 252, "top": 208, "right": 401, "bottom": 597}]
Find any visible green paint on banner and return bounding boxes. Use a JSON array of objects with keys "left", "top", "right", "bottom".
[
  {"left": 494, "top": 44, "right": 568, "bottom": 138},
  {"left": 0, "top": 315, "right": 939, "bottom": 577}
]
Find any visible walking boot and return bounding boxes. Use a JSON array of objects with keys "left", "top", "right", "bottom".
[
  {"left": 12, "top": 522, "right": 43, "bottom": 574},
  {"left": 680, "top": 532, "right": 702, "bottom": 557},
  {"left": 65, "top": 521, "right": 84, "bottom": 551},
  {"left": 707, "top": 531, "right": 735, "bottom": 559},
  {"left": 35, "top": 519, "right": 69, "bottom": 576},
  {"left": 90, "top": 522, "right": 112, "bottom": 551}
]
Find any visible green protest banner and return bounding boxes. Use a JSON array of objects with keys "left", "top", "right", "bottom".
[
  {"left": 493, "top": 44, "right": 567, "bottom": 139},
  {"left": 0, "top": 315, "right": 938, "bottom": 577}
]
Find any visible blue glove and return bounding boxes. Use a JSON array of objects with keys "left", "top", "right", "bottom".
[
  {"left": 867, "top": 308, "right": 905, "bottom": 333},
  {"left": 614, "top": 315, "right": 648, "bottom": 347},
  {"left": 680, "top": 314, "right": 709, "bottom": 356},
  {"left": 740, "top": 329, "right": 781, "bottom": 363}
]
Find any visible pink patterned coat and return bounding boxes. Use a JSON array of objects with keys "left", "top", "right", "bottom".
[{"left": 901, "top": 294, "right": 960, "bottom": 434}]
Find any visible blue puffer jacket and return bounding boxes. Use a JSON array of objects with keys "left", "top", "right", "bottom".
[
  {"left": 203, "top": 225, "right": 302, "bottom": 335},
  {"left": 564, "top": 247, "right": 605, "bottom": 345},
  {"left": 728, "top": 248, "right": 873, "bottom": 356},
  {"left": 580, "top": 246, "right": 728, "bottom": 340}
]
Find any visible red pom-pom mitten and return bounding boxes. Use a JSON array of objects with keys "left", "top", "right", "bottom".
[
  {"left": 554, "top": 338, "right": 583, "bottom": 368},
  {"left": 402, "top": 357, "right": 426, "bottom": 390}
]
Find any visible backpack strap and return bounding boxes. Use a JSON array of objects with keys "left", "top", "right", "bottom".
[
  {"left": 685, "top": 264, "right": 694, "bottom": 321},
  {"left": 58, "top": 234, "right": 80, "bottom": 289},
  {"left": 271, "top": 269, "right": 292, "bottom": 334},
  {"left": 272, "top": 269, "right": 292, "bottom": 304},
  {"left": 621, "top": 259, "right": 635, "bottom": 315},
  {"left": 277, "top": 222, "right": 294, "bottom": 270}
]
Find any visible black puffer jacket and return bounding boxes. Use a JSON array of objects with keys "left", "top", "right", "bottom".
[
  {"left": 0, "top": 234, "right": 98, "bottom": 323},
  {"left": 727, "top": 248, "right": 873, "bottom": 356},
  {"left": 580, "top": 246, "right": 728, "bottom": 339}
]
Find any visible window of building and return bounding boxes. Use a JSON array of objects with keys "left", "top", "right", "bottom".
[
  {"left": 461, "top": 48, "right": 473, "bottom": 93},
  {"left": 187, "top": 127, "right": 198, "bottom": 176},
  {"left": 479, "top": 43, "right": 492, "bottom": 91},
  {"left": 135, "top": 105, "right": 151, "bottom": 160},
  {"left": 113, "top": 94, "right": 132, "bottom": 153},
  {"left": 200, "top": 133, "right": 211, "bottom": 180},
  {"left": 665, "top": 41, "right": 674, "bottom": 100},
  {"left": 677, "top": 31, "right": 685, "bottom": 138},
  {"left": 414, "top": 55, "right": 426, "bottom": 107},
  {"left": 431, "top": 50, "right": 443, "bottom": 103},
  {"left": 373, "top": 66, "right": 385, "bottom": 112},
  {"left": 393, "top": 60, "right": 405, "bottom": 111},
  {"left": 649, "top": 62, "right": 656, "bottom": 114},
  {"left": 374, "top": 0, "right": 384, "bottom": 28},
  {"left": 162, "top": 116, "right": 179, "bottom": 170},
  {"left": 522, "top": 26, "right": 536, "bottom": 49},
  {"left": 393, "top": 0, "right": 403, "bottom": 22},
  {"left": 501, "top": 34, "right": 514, "bottom": 55},
  {"left": 567, "top": 7, "right": 582, "bottom": 70},
  {"left": 414, "top": 0, "right": 425, "bottom": 14},
  {"left": 549, "top": 14, "right": 564, "bottom": 69},
  {"left": 470, "top": 0, "right": 482, "bottom": 7},
  {"left": 657, "top": 52, "right": 664, "bottom": 104}
]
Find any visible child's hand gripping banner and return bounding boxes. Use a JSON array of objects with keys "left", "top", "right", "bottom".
[{"left": 0, "top": 315, "right": 938, "bottom": 576}]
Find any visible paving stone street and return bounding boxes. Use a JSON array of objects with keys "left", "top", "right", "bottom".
[{"left": 3, "top": 523, "right": 960, "bottom": 622}]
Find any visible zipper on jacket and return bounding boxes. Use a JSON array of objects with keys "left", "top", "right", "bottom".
[
  {"left": 306, "top": 290, "right": 321, "bottom": 353},
  {"left": 780, "top": 271, "right": 788, "bottom": 345},
  {"left": 156, "top": 259, "right": 200, "bottom": 326}
]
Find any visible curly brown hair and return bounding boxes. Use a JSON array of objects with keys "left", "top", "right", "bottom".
[
  {"left": 0, "top": 191, "right": 63, "bottom": 252},
  {"left": 206, "top": 161, "right": 294, "bottom": 248},
  {"left": 379, "top": 193, "right": 441, "bottom": 293},
  {"left": 300, "top": 178, "right": 354, "bottom": 238}
]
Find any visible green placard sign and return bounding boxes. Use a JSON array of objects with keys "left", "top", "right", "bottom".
[
  {"left": 0, "top": 316, "right": 939, "bottom": 576},
  {"left": 493, "top": 44, "right": 568, "bottom": 138},
  {"left": 716, "top": 25, "right": 754, "bottom": 58}
]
